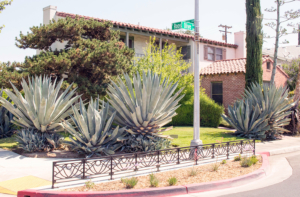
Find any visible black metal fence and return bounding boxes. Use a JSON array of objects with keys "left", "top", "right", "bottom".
[{"left": 52, "top": 139, "right": 255, "bottom": 188}]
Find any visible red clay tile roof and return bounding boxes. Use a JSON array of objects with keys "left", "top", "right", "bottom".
[
  {"left": 56, "top": 11, "right": 238, "bottom": 48},
  {"left": 200, "top": 56, "right": 289, "bottom": 78}
]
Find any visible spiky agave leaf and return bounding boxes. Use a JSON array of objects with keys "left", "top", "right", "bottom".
[
  {"left": 62, "top": 98, "right": 127, "bottom": 158},
  {"left": 0, "top": 75, "right": 81, "bottom": 133},
  {"left": 222, "top": 83, "right": 295, "bottom": 140},
  {"left": 0, "top": 89, "right": 15, "bottom": 139},
  {"left": 106, "top": 70, "right": 182, "bottom": 151}
]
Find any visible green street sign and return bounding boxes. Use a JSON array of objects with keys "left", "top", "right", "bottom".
[
  {"left": 184, "top": 19, "right": 194, "bottom": 24},
  {"left": 172, "top": 21, "right": 194, "bottom": 31}
]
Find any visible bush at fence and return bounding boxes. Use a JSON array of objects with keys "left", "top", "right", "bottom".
[{"left": 169, "top": 93, "right": 224, "bottom": 127}]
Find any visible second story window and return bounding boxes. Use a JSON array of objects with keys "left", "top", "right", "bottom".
[
  {"left": 204, "top": 45, "right": 226, "bottom": 61},
  {"left": 267, "top": 62, "right": 271, "bottom": 70}
]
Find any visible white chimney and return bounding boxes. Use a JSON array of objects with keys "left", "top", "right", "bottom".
[
  {"left": 234, "top": 31, "right": 246, "bottom": 59},
  {"left": 37, "top": 6, "right": 57, "bottom": 54},
  {"left": 43, "top": 5, "right": 57, "bottom": 25}
]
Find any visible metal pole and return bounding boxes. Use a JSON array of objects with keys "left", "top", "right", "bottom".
[{"left": 191, "top": 0, "right": 203, "bottom": 146}]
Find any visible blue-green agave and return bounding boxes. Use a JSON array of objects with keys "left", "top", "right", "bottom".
[
  {"left": 62, "top": 98, "right": 128, "bottom": 157},
  {"left": 0, "top": 76, "right": 81, "bottom": 133},
  {"left": 106, "top": 70, "right": 184, "bottom": 151},
  {"left": 222, "top": 83, "right": 295, "bottom": 140}
]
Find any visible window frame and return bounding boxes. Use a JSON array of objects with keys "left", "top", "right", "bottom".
[
  {"left": 206, "top": 46, "right": 223, "bottom": 61},
  {"left": 211, "top": 82, "right": 223, "bottom": 105},
  {"left": 266, "top": 62, "right": 271, "bottom": 70},
  {"left": 120, "top": 35, "right": 134, "bottom": 49}
]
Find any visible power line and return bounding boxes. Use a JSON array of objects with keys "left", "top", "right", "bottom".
[{"left": 219, "top": 24, "right": 232, "bottom": 43}]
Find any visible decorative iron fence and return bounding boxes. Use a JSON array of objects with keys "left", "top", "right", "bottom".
[{"left": 52, "top": 139, "right": 255, "bottom": 188}]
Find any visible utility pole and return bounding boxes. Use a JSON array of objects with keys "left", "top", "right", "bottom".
[
  {"left": 191, "top": 0, "right": 202, "bottom": 147},
  {"left": 219, "top": 24, "right": 232, "bottom": 43}
]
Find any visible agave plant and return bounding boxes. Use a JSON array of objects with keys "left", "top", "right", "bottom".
[
  {"left": 0, "top": 76, "right": 81, "bottom": 133},
  {"left": 62, "top": 98, "right": 128, "bottom": 157},
  {"left": 222, "top": 83, "right": 295, "bottom": 140},
  {"left": 0, "top": 90, "right": 15, "bottom": 139},
  {"left": 106, "top": 70, "right": 184, "bottom": 151}
]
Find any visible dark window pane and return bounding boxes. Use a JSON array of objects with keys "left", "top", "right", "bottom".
[
  {"left": 212, "top": 95, "right": 223, "bottom": 105},
  {"left": 267, "top": 62, "right": 271, "bottom": 69},
  {"left": 216, "top": 54, "right": 222, "bottom": 60},
  {"left": 215, "top": 48, "right": 222, "bottom": 55},
  {"left": 212, "top": 83, "right": 223, "bottom": 95},
  {"left": 181, "top": 45, "right": 191, "bottom": 60}
]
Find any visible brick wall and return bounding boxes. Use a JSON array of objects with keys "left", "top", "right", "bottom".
[
  {"left": 201, "top": 61, "right": 289, "bottom": 114},
  {"left": 262, "top": 61, "right": 288, "bottom": 87},
  {"left": 201, "top": 73, "right": 245, "bottom": 113}
]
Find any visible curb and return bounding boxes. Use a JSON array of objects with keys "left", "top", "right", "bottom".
[
  {"left": 268, "top": 146, "right": 300, "bottom": 156},
  {"left": 17, "top": 153, "right": 269, "bottom": 197}
]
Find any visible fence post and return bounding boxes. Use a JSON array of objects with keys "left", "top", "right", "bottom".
[
  {"left": 212, "top": 144, "right": 215, "bottom": 159},
  {"left": 52, "top": 162, "right": 55, "bottom": 189},
  {"left": 253, "top": 139, "right": 256, "bottom": 155},
  {"left": 110, "top": 156, "right": 113, "bottom": 180},
  {"left": 195, "top": 147, "right": 198, "bottom": 165},
  {"left": 157, "top": 150, "right": 160, "bottom": 172},
  {"left": 82, "top": 159, "right": 86, "bottom": 179},
  {"left": 177, "top": 148, "right": 180, "bottom": 164},
  {"left": 227, "top": 142, "right": 229, "bottom": 159},
  {"left": 135, "top": 153, "right": 138, "bottom": 171},
  {"left": 240, "top": 141, "right": 243, "bottom": 154}
]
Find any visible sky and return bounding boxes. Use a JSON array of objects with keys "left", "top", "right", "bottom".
[{"left": 0, "top": 0, "right": 299, "bottom": 63}]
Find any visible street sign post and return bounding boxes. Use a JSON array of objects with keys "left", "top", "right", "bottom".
[{"left": 172, "top": 21, "right": 194, "bottom": 31}]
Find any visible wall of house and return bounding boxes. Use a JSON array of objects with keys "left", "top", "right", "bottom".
[
  {"left": 201, "top": 73, "right": 245, "bottom": 113},
  {"left": 201, "top": 62, "right": 289, "bottom": 114},
  {"left": 262, "top": 61, "right": 289, "bottom": 87}
]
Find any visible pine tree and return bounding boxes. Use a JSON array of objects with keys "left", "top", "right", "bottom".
[
  {"left": 15, "top": 16, "right": 134, "bottom": 98},
  {"left": 245, "top": 0, "right": 263, "bottom": 89}
]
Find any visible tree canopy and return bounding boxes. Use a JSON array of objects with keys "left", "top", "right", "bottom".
[
  {"left": 0, "top": 0, "right": 13, "bottom": 33},
  {"left": 15, "top": 16, "right": 134, "bottom": 98}
]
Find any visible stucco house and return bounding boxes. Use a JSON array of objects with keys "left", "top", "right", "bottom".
[
  {"left": 42, "top": 5, "right": 247, "bottom": 73},
  {"left": 42, "top": 5, "right": 289, "bottom": 113},
  {"left": 200, "top": 56, "right": 289, "bottom": 113}
]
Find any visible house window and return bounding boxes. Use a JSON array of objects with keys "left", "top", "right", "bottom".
[
  {"left": 120, "top": 36, "right": 134, "bottom": 49},
  {"left": 178, "top": 45, "right": 191, "bottom": 60},
  {"left": 267, "top": 62, "right": 271, "bottom": 70},
  {"left": 263, "top": 81, "right": 271, "bottom": 87},
  {"left": 211, "top": 82, "right": 223, "bottom": 105},
  {"left": 205, "top": 46, "right": 225, "bottom": 61}
]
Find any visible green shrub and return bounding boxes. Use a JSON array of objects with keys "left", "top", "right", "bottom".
[
  {"left": 251, "top": 155, "right": 258, "bottom": 165},
  {"left": 168, "top": 177, "right": 177, "bottom": 186},
  {"left": 234, "top": 154, "right": 242, "bottom": 161},
  {"left": 149, "top": 173, "right": 159, "bottom": 187},
  {"left": 221, "top": 159, "right": 227, "bottom": 164},
  {"left": 240, "top": 156, "right": 253, "bottom": 167},
  {"left": 85, "top": 179, "right": 95, "bottom": 189},
  {"left": 169, "top": 93, "right": 224, "bottom": 127},
  {"left": 121, "top": 177, "right": 138, "bottom": 189}
]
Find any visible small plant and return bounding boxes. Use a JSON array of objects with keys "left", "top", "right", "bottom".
[
  {"left": 168, "top": 177, "right": 177, "bottom": 186},
  {"left": 85, "top": 179, "right": 95, "bottom": 190},
  {"left": 149, "top": 173, "right": 159, "bottom": 187},
  {"left": 251, "top": 155, "right": 258, "bottom": 165},
  {"left": 240, "top": 156, "right": 253, "bottom": 167},
  {"left": 121, "top": 177, "right": 138, "bottom": 189},
  {"left": 211, "top": 162, "right": 220, "bottom": 171},
  {"left": 234, "top": 154, "right": 242, "bottom": 161},
  {"left": 188, "top": 167, "right": 198, "bottom": 177},
  {"left": 221, "top": 159, "right": 227, "bottom": 164}
]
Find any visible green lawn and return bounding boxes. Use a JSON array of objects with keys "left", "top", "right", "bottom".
[
  {"left": 0, "top": 127, "right": 245, "bottom": 150},
  {"left": 0, "top": 135, "right": 18, "bottom": 149},
  {"left": 163, "top": 126, "right": 245, "bottom": 147}
]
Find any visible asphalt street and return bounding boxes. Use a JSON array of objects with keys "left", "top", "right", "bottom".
[{"left": 221, "top": 153, "right": 300, "bottom": 197}]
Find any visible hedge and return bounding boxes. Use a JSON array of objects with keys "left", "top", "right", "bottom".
[{"left": 169, "top": 93, "right": 224, "bottom": 128}]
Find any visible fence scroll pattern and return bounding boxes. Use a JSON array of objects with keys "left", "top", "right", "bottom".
[{"left": 52, "top": 139, "right": 255, "bottom": 188}]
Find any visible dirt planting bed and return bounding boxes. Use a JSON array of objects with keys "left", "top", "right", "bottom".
[{"left": 63, "top": 155, "right": 262, "bottom": 192}]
